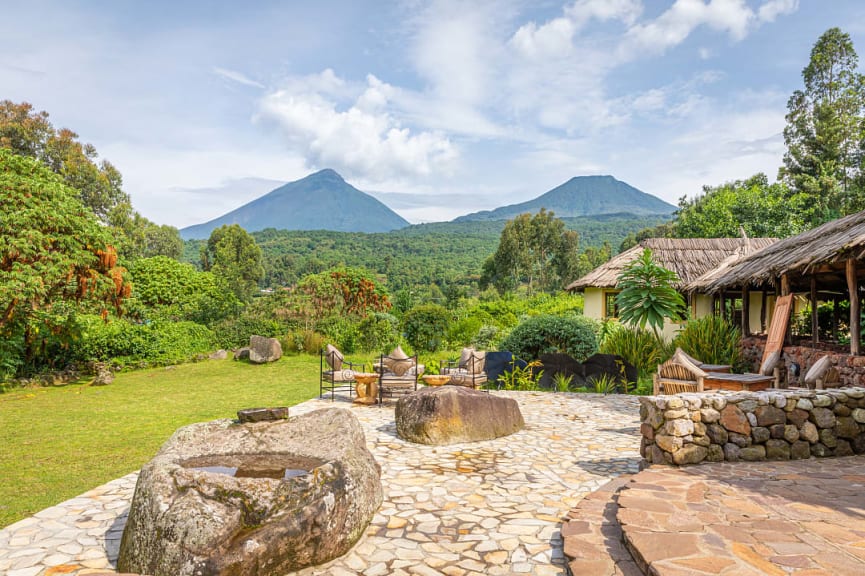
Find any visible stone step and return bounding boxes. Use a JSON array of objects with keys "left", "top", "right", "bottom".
[{"left": 562, "top": 474, "right": 643, "bottom": 576}]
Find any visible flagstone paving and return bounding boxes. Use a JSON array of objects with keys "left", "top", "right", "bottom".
[
  {"left": 0, "top": 391, "right": 643, "bottom": 576},
  {"left": 615, "top": 457, "right": 865, "bottom": 575}
]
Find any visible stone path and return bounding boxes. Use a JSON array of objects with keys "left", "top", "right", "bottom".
[
  {"left": 0, "top": 391, "right": 643, "bottom": 576},
  {"left": 564, "top": 456, "right": 865, "bottom": 575}
]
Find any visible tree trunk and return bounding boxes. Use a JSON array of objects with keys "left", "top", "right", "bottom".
[
  {"left": 742, "top": 286, "right": 750, "bottom": 336},
  {"left": 847, "top": 259, "right": 860, "bottom": 355},
  {"left": 811, "top": 276, "right": 818, "bottom": 346}
]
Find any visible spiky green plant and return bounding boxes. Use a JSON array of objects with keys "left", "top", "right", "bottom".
[
  {"left": 615, "top": 249, "right": 686, "bottom": 338},
  {"left": 599, "top": 324, "right": 674, "bottom": 377},
  {"left": 674, "top": 315, "right": 743, "bottom": 369},
  {"left": 552, "top": 372, "right": 573, "bottom": 392}
]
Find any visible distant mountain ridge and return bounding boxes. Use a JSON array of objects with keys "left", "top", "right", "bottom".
[
  {"left": 180, "top": 169, "right": 410, "bottom": 240},
  {"left": 454, "top": 175, "right": 675, "bottom": 222}
]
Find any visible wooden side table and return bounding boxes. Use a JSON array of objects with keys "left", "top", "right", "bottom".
[{"left": 353, "top": 373, "right": 380, "bottom": 405}]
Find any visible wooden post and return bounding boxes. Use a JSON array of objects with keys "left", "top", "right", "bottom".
[
  {"left": 847, "top": 259, "right": 860, "bottom": 355},
  {"left": 810, "top": 276, "right": 818, "bottom": 346},
  {"left": 712, "top": 293, "right": 718, "bottom": 316},
  {"left": 720, "top": 291, "right": 727, "bottom": 321},
  {"left": 760, "top": 290, "right": 767, "bottom": 333},
  {"left": 742, "top": 286, "right": 750, "bottom": 336},
  {"left": 833, "top": 294, "right": 841, "bottom": 338},
  {"left": 781, "top": 274, "right": 790, "bottom": 296}
]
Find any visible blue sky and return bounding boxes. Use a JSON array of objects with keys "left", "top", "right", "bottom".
[{"left": 2, "top": 0, "right": 864, "bottom": 226}]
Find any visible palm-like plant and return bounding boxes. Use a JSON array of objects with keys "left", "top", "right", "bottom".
[{"left": 615, "top": 249, "right": 686, "bottom": 338}]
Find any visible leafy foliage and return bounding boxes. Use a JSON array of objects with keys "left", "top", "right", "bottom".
[
  {"left": 599, "top": 324, "right": 673, "bottom": 377},
  {"left": 499, "top": 314, "right": 599, "bottom": 362},
  {"left": 498, "top": 360, "right": 543, "bottom": 391},
  {"left": 201, "top": 224, "right": 264, "bottom": 303},
  {"left": 780, "top": 28, "right": 865, "bottom": 225},
  {"left": 0, "top": 150, "right": 132, "bottom": 376},
  {"left": 674, "top": 315, "right": 743, "bottom": 369},
  {"left": 402, "top": 304, "right": 452, "bottom": 352},
  {"left": 480, "top": 209, "right": 581, "bottom": 294},
  {"left": 129, "top": 256, "right": 240, "bottom": 324},
  {"left": 675, "top": 174, "right": 809, "bottom": 239},
  {"left": 615, "top": 249, "right": 685, "bottom": 336},
  {"left": 70, "top": 316, "right": 215, "bottom": 368}
]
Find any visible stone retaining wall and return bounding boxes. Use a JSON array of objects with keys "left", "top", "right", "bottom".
[
  {"left": 741, "top": 336, "right": 865, "bottom": 387},
  {"left": 639, "top": 388, "right": 865, "bottom": 465}
]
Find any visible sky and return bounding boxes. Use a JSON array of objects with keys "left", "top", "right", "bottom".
[{"left": 3, "top": 0, "right": 865, "bottom": 227}]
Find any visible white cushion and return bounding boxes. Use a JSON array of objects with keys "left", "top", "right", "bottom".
[
  {"left": 804, "top": 356, "right": 831, "bottom": 384},
  {"left": 759, "top": 350, "right": 780, "bottom": 376},
  {"left": 325, "top": 344, "right": 343, "bottom": 371}
]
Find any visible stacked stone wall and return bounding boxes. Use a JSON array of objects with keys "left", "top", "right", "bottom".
[
  {"left": 640, "top": 388, "right": 865, "bottom": 465},
  {"left": 741, "top": 336, "right": 865, "bottom": 387}
]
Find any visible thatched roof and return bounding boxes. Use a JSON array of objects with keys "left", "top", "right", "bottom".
[
  {"left": 703, "top": 210, "right": 865, "bottom": 293},
  {"left": 566, "top": 237, "right": 778, "bottom": 291}
]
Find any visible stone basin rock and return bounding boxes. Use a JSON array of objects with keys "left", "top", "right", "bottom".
[
  {"left": 117, "top": 408, "right": 382, "bottom": 576},
  {"left": 395, "top": 386, "right": 524, "bottom": 445}
]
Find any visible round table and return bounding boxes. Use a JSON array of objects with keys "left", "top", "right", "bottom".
[
  {"left": 422, "top": 374, "right": 451, "bottom": 387},
  {"left": 353, "top": 373, "right": 380, "bottom": 405}
]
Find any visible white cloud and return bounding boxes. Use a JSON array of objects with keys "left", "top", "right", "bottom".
[
  {"left": 758, "top": 0, "right": 799, "bottom": 23},
  {"left": 256, "top": 70, "right": 458, "bottom": 182},
  {"left": 211, "top": 66, "right": 264, "bottom": 89}
]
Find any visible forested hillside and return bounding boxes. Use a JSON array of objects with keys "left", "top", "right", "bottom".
[{"left": 182, "top": 213, "right": 669, "bottom": 292}]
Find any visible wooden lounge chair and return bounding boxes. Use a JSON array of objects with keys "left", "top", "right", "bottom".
[{"left": 653, "top": 350, "right": 706, "bottom": 395}]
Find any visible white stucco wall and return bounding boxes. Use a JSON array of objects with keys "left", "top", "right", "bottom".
[{"left": 583, "top": 288, "right": 604, "bottom": 320}]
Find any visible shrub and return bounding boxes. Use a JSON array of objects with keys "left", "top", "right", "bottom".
[
  {"left": 472, "top": 325, "right": 501, "bottom": 349},
  {"left": 674, "top": 315, "right": 742, "bottom": 368},
  {"left": 71, "top": 316, "right": 215, "bottom": 368},
  {"left": 282, "top": 329, "right": 326, "bottom": 354},
  {"left": 499, "top": 314, "right": 600, "bottom": 361},
  {"left": 210, "top": 315, "right": 286, "bottom": 349},
  {"left": 356, "top": 312, "right": 400, "bottom": 353},
  {"left": 316, "top": 316, "right": 361, "bottom": 354},
  {"left": 402, "top": 304, "right": 451, "bottom": 352},
  {"left": 599, "top": 324, "right": 673, "bottom": 376}
]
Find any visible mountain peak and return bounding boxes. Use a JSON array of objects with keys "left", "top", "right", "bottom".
[
  {"left": 453, "top": 175, "right": 675, "bottom": 222},
  {"left": 180, "top": 170, "right": 408, "bottom": 239}
]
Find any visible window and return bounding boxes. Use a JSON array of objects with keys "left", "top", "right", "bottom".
[{"left": 604, "top": 291, "right": 620, "bottom": 319}]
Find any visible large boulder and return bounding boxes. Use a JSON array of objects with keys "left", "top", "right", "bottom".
[
  {"left": 396, "top": 386, "right": 524, "bottom": 445},
  {"left": 248, "top": 335, "right": 282, "bottom": 364},
  {"left": 118, "top": 408, "right": 382, "bottom": 576}
]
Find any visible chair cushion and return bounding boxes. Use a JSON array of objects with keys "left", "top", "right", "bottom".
[
  {"left": 325, "top": 344, "right": 343, "bottom": 371},
  {"left": 459, "top": 347, "right": 475, "bottom": 369},
  {"left": 804, "top": 355, "right": 831, "bottom": 384},
  {"left": 759, "top": 350, "right": 780, "bottom": 376},
  {"left": 467, "top": 350, "right": 486, "bottom": 374},
  {"left": 386, "top": 345, "right": 413, "bottom": 376}
]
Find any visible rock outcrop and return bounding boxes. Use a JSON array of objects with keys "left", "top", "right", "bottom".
[
  {"left": 395, "top": 386, "right": 524, "bottom": 445},
  {"left": 248, "top": 335, "right": 282, "bottom": 364},
  {"left": 118, "top": 408, "right": 382, "bottom": 576}
]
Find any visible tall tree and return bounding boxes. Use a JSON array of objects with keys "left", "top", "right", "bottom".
[
  {"left": 201, "top": 224, "right": 264, "bottom": 303},
  {"left": 0, "top": 150, "right": 131, "bottom": 375},
  {"left": 480, "top": 209, "right": 580, "bottom": 294},
  {"left": 779, "top": 28, "right": 865, "bottom": 224}
]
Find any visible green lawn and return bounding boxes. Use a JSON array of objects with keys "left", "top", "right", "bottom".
[{"left": 0, "top": 353, "right": 333, "bottom": 529}]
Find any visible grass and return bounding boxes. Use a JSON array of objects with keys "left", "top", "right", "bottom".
[{"left": 0, "top": 353, "right": 330, "bottom": 529}]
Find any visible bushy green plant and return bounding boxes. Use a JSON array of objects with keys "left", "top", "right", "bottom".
[
  {"left": 70, "top": 316, "right": 215, "bottom": 368},
  {"left": 356, "top": 312, "right": 400, "bottom": 353},
  {"left": 282, "top": 329, "right": 326, "bottom": 354},
  {"left": 498, "top": 360, "right": 543, "bottom": 391},
  {"left": 674, "top": 315, "right": 743, "bottom": 368},
  {"left": 498, "top": 314, "right": 599, "bottom": 361},
  {"left": 472, "top": 325, "right": 501, "bottom": 349},
  {"left": 316, "top": 316, "right": 361, "bottom": 354},
  {"left": 552, "top": 372, "right": 573, "bottom": 392},
  {"left": 402, "top": 304, "right": 451, "bottom": 352},
  {"left": 210, "top": 315, "right": 286, "bottom": 349},
  {"left": 599, "top": 324, "right": 673, "bottom": 376},
  {"left": 591, "top": 373, "right": 619, "bottom": 395}
]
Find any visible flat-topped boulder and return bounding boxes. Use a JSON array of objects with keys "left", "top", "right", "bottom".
[
  {"left": 117, "top": 407, "right": 382, "bottom": 576},
  {"left": 395, "top": 386, "right": 524, "bottom": 445},
  {"left": 248, "top": 335, "right": 282, "bottom": 363}
]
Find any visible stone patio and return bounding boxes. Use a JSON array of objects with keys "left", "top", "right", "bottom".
[{"left": 0, "top": 391, "right": 643, "bottom": 576}]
